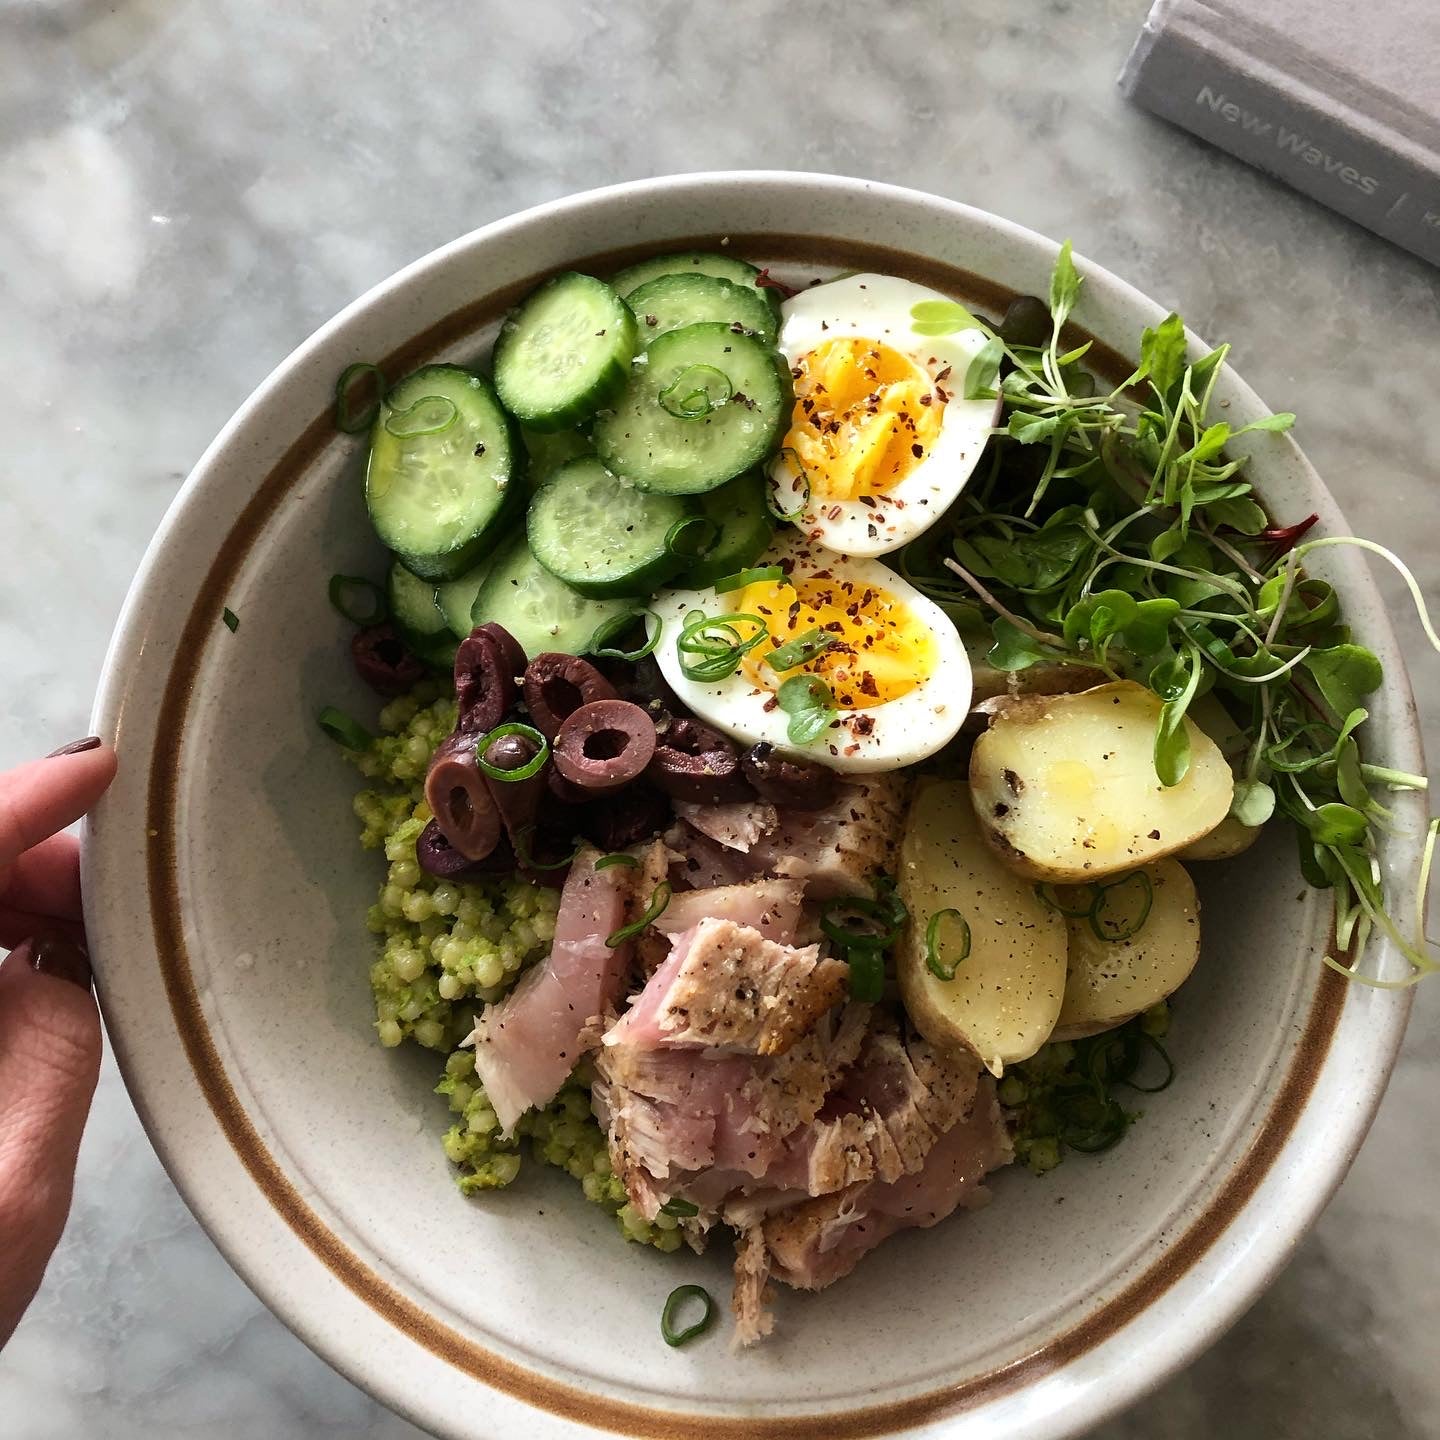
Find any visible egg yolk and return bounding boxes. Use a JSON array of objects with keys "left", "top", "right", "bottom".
[
  {"left": 733, "top": 572, "right": 937, "bottom": 708},
  {"left": 782, "top": 337, "right": 944, "bottom": 502}
]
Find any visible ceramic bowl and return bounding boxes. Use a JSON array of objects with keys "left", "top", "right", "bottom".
[{"left": 84, "top": 172, "right": 1420, "bottom": 1440}]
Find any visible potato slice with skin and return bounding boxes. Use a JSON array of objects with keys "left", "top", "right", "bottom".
[
  {"left": 1178, "top": 695, "right": 1262, "bottom": 861},
  {"left": 897, "top": 778, "right": 1067, "bottom": 1075},
  {"left": 1050, "top": 858, "right": 1201, "bottom": 1042},
  {"left": 969, "top": 680, "right": 1233, "bottom": 883}
]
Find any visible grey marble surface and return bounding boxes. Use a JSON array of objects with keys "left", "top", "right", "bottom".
[{"left": 1, "top": 0, "right": 1437, "bottom": 1436}]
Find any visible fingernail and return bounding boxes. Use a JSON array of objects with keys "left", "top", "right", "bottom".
[
  {"left": 28, "top": 936, "right": 93, "bottom": 991},
  {"left": 47, "top": 736, "right": 102, "bottom": 759}
]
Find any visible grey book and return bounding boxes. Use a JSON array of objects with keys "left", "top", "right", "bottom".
[{"left": 1119, "top": 0, "right": 1440, "bottom": 267}]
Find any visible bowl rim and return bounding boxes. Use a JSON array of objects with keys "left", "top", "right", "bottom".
[{"left": 83, "top": 169, "right": 1419, "bottom": 1440}]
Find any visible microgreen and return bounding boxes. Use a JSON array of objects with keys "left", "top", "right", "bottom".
[{"left": 893, "top": 240, "right": 1440, "bottom": 984}]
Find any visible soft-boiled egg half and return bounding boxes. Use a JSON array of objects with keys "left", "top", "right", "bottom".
[
  {"left": 649, "top": 531, "right": 972, "bottom": 773},
  {"left": 768, "top": 273, "right": 1000, "bottom": 557}
]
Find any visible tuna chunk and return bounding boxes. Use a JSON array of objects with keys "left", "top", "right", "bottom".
[
  {"left": 732, "top": 1075, "right": 1012, "bottom": 1341},
  {"left": 655, "top": 877, "right": 805, "bottom": 945},
  {"left": 747, "top": 774, "right": 910, "bottom": 898},
  {"left": 604, "top": 918, "right": 847, "bottom": 1057},
  {"left": 469, "top": 846, "right": 635, "bottom": 1135},
  {"left": 673, "top": 799, "right": 778, "bottom": 852}
]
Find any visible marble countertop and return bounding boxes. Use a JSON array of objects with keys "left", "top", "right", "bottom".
[{"left": 1, "top": 1, "right": 1437, "bottom": 1436}]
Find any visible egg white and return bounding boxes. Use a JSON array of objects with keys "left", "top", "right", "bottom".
[
  {"left": 648, "top": 531, "right": 972, "bottom": 775},
  {"left": 768, "top": 273, "right": 1000, "bottom": 557}
]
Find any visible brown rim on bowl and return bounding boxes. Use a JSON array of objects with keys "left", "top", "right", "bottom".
[{"left": 143, "top": 235, "right": 1349, "bottom": 1438}]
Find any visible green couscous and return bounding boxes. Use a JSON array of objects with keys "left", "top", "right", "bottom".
[{"left": 348, "top": 681, "right": 679, "bottom": 1250}]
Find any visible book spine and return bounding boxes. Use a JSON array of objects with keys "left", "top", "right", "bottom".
[{"left": 1119, "top": 3, "right": 1440, "bottom": 268}]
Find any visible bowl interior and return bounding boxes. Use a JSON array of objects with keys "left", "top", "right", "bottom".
[{"left": 87, "top": 175, "right": 1418, "bottom": 1440}]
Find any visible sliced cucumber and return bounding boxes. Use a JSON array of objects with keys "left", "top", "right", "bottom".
[
  {"left": 627, "top": 273, "right": 778, "bottom": 347},
  {"left": 681, "top": 471, "right": 775, "bottom": 588},
  {"left": 527, "top": 457, "right": 691, "bottom": 599},
  {"left": 437, "top": 554, "right": 497, "bottom": 640},
  {"left": 612, "top": 251, "right": 769, "bottom": 302},
  {"left": 493, "top": 272, "right": 636, "bottom": 433},
  {"left": 471, "top": 530, "right": 630, "bottom": 659},
  {"left": 521, "top": 425, "right": 594, "bottom": 489},
  {"left": 594, "top": 323, "right": 789, "bottom": 496},
  {"left": 387, "top": 559, "right": 457, "bottom": 666},
  {"left": 366, "top": 365, "right": 518, "bottom": 582}
]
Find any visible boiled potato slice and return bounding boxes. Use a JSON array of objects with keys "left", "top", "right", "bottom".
[
  {"left": 1050, "top": 858, "right": 1201, "bottom": 1041},
  {"left": 965, "top": 635, "right": 1107, "bottom": 707},
  {"left": 1178, "top": 696, "right": 1262, "bottom": 861},
  {"left": 897, "top": 778, "right": 1067, "bottom": 1075},
  {"left": 969, "top": 680, "right": 1233, "bottom": 883}
]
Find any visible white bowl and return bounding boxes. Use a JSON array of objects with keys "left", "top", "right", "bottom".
[{"left": 83, "top": 172, "right": 1420, "bottom": 1440}]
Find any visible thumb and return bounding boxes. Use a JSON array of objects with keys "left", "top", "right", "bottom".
[{"left": 0, "top": 937, "right": 102, "bottom": 1346}]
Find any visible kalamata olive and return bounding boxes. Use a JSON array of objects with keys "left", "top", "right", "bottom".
[
  {"left": 453, "top": 630, "right": 515, "bottom": 735},
  {"left": 580, "top": 782, "right": 671, "bottom": 850},
  {"left": 416, "top": 819, "right": 511, "bottom": 879},
  {"left": 424, "top": 733, "right": 502, "bottom": 860},
  {"left": 547, "top": 767, "right": 592, "bottom": 805},
  {"left": 553, "top": 699, "right": 656, "bottom": 792},
  {"left": 474, "top": 622, "right": 527, "bottom": 682},
  {"left": 648, "top": 717, "right": 752, "bottom": 804},
  {"left": 351, "top": 623, "right": 427, "bottom": 696},
  {"left": 523, "top": 653, "right": 618, "bottom": 740},
  {"left": 479, "top": 730, "right": 547, "bottom": 850},
  {"left": 741, "top": 741, "right": 839, "bottom": 810},
  {"left": 599, "top": 654, "right": 687, "bottom": 717},
  {"left": 998, "top": 294, "right": 1051, "bottom": 349}
]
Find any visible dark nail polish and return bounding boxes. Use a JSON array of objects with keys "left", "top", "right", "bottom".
[
  {"left": 46, "top": 736, "right": 102, "bottom": 759},
  {"left": 29, "top": 936, "right": 93, "bottom": 990}
]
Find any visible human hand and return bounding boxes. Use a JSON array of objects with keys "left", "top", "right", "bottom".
[{"left": 0, "top": 737, "right": 117, "bottom": 1346}]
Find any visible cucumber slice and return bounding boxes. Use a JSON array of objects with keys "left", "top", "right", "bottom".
[
  {"left": 437, "top": 554, "right": 497, "bottom": 640},
  {"left": 594, "top": 323, "right": 790, "bottom": 496},
  {"left": 493, "top": 272, "right": 636, "bottom": 433},
  {"left": 387, "top": 559, "right": 457, "bottom": 666},
  {"left": 612, "top": 252, "right": 767, "bottom": 300},
  {"left": 471, "top": 530, "right": 630, "bottom": 659},
  {"left": 527, "top": 457, "right": 691, "bottom": 599},
  {"left": 366, "top": 365, "right": 519, "bottom": 582},
  {"left": 521, "top": 425, "right": 593, "bottom": 488},
  {"left": 627, "top": 273, "right": 778, "bottom": 347},
  {"left": 681, "top": 471, "right": 775, "bottom": 588}
]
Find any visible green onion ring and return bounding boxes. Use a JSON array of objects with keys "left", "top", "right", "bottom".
[
  {"left": 659, "top": 1197, "right": 699, "bottom": 1218},
  {"left": 820, "top": 896, "right": 903, "bottom": 951},
  {"left": 1087, "top": 870, "right": 1154, "bottom": 942},
  {"left": 660, "top": 1285, "right": 716, "bottom": 1347},
  {"left": 384, "top": 394, "right": 460, "bottom": 439},
  {"left": 334, "top": 362, "right": 385, "bottom": 433},
  {"left": 676, "top": 610, "right": 768, "bottom": 683},
  {"left": 767, "top": 447, "right": 811, "bottom": 522},
  {"left": 222, "top": 607, "right": 240, "bottom": 633},
  {"left": 595, "top": 853, "right": 642, "bottom": 871},
  {"left": 474, "top": 722, "right": 549, "bottom": 782},
  {"left": 711, "top": 564, "right": 785, "bottom": 594},
  {"left": 659, "top": 365, "right": 732, "bottom": 420},
  {"left": 844, "top": 947, "right": 886, "bottom": 1002},
  {"left": 1118, "top": 1031, "right": 1175, "bottom": 1094},
  {"left": 587, "top": 609, "right": 661, "bottom": 661},
  {"left": 327, "top": 573, "right": 389, "bottom": 627},
  {"left": 664, "top": 515, "right": 720, "bottom": 561},
  {"left": 316, "top": 706, "right": 372, "bottom": 751},
  {"left": 513, "top": 826, "right": 582, "bottom": 872},
  {"left": 924, "top": 908, "right": 972, "bottom": 981},
  {"left": 606, "top": 881, "right": 672, "bottom": 948},
  {"left": 766, "top": 627, "right": 837, "bottom": 672}
]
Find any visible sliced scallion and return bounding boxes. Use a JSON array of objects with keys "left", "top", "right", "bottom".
[
  {"left": 334, "top": 361, "right": 385, "bottom": 433},
  {"left": 845, "top": 947, "right": 886, "bottom": 1002},
  {"left": 660, "top": 1284, "right": 716, "bottom": 1347},
  {"left": 1034, "top": 882, "right": 1096, "bottom": 920},
  {"left": 513, "top": 826, "right": 582, "bottom": 872},
  {"left": 1088, "top": 870, "right": 1154, "bottom": 942},
  {"left": 711, "top": 564, "right": 784, "bottom": 594},
  {"left": 664, "top": 515, "right": 720, "bottom": 561},
  {"left": 606, "top": 881, "right": 672, "bottom": 948},
  {"left": 384, "top": 394, "right": 459, "bottom": 439},
  {"left": 474, "top": 722, "right": 549, "bottom": 782},
  {"left": 767, "top": 446, "right": 810, "bottom": 522},
  {"left": 221, "top": 607, "right": 239, "bottom": 633},
  {"left": 766, "top": 627, "right": 837, "bottom": 672},
  {"left": 677, "top": 610, "right": 768, "bottom": 683},
  {"left": 328, "top": 573, "right": 388, "bottom": 627},
  {"left": 659, "top": 1197, "right": 699, "bottom": 1218},
  {"left": 587, "top": 609, "right": 660, "bottom": 662},
  {"left": 659, "top": 364, "right": 732, "bottom": 420},
  {"left": 924, "top": 908, "right": 972, "bottom": 981},
  {"left": 595, "top": 853, "right": 642, "bottom": 871},
  {"left": 317, "top": 706, "right": 372, "bottom": 751}
]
